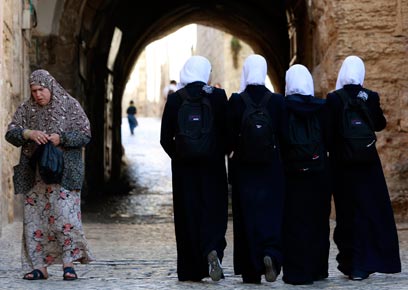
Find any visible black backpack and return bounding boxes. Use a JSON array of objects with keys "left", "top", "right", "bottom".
[
  {"left": 238, "top": 91, "right": 277, "bottom": 164},
  {"left": 284, "top": 97, "right": 326, "bottom": 173},
  {"left": 335, "top": 88, "right": 377, "bottom": 164},
  {"left": 175, "top": 87, "right": 216, "bottom": 159}
]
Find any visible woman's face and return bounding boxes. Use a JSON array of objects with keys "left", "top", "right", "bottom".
[{"left": 31, "top": 85, "right": 51, "bottom": 106}]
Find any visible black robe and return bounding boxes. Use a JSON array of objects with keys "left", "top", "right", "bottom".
[
  {"left": 281, "top": 94, "right": 332, "bottom": 285},
  {"left": 226, "top": 85, "right": 285, "bottom": 282},
  {"left": 160, "top": 82, "right": 229, "bottom": 281},
  {"left": 326, "top": 84, "right": 401, "bottom": 276}
]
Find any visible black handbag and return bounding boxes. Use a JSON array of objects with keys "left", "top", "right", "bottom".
[{"left": 37, "top": 142, "right": 64, "bottom": 184}]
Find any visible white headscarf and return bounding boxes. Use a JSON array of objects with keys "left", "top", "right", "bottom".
[
  {"left": 335, "top": 55, "right": 365, "bottom": 90},
  {"left": 178, "top": 56, "right": 211, "bottom": 89},
  {"left": 285, "top": 64, "right": 314, "bottom": 96},
  {"left": 239, "top": 54, "right": 267, "bottom": 92}
]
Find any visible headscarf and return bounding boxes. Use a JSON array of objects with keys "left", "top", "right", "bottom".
[
  {"left": 178, "top": 56, "right": 212, "bottom": 89},
  {"left": 239, "top": 54, "right": 267, "bottom": 92},
  {"left": 335, "top": 55, "right": 365, "bottom": 90},
  {"left": 8, "top": 69, "right": 91, "bottom": 139},
  {"left": 285, "top": 64, "right": 314, "bottom": 96}
]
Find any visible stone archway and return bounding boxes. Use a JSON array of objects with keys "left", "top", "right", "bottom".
[
  {"left": 40, "top": 0, "right": 303, "bottom": 196},
  {"left": 28, "top": 0, "right": 408, "bottom": 220},
  {"left": 78, "top": 0, "right": 316, "bottom": 196}
]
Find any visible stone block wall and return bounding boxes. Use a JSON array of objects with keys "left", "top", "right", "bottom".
[
  {"left": 0, "top": 0, "right": 32, "bottom": 234},
  {"left": 196, "top": 25, "right": 254, "bottom": 97}
]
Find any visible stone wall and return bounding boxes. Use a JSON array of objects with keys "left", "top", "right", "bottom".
[
  {"left": 312, "top": 0, "right": 408, "bottom": 220},
  {"left": 0, "top": 0, "right": 32, "bottom": 234},
  {"left": 196, "top": 25, "right": 254, "bottom": 97}
]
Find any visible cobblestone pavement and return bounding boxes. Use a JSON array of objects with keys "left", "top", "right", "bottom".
[
  {"left": 0, "top": 220, "right": 407, "bottom": 290},
  {"left": 1, "top": 117, "right": 407, "bottom": 289}
]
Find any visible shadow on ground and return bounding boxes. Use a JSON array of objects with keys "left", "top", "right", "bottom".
[{"left": 82, "top": 163, "right": 174, "bottom": 225}]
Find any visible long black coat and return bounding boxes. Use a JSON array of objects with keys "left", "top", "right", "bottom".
[
  {"left": 226, "top": 85, "right": 285, "bottom": 282},
  {"left": 160, "top": 82, "right": 229, "bottom": 281},
  {"left": 281, "top": 94, "right": 332, "bottom": 285},
  {"left": 326, "top": 84, "right": 401, "bottom": 276}
]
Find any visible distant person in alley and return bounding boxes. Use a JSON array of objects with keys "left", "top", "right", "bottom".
[
  {"left": 164, "top": 79, "right": 178, "bottom": 99},
  {"left": 126, "top": 100, "right": 138, "bottom": 135},
  {"left": 161, "top": 80, "right": 178, "bottom": 115},
  {"left": 160, "top": 56, "right": 229, "bottom": 282},
  {"left": 5, "top": 69, "right": 95, "bottom": 281}
]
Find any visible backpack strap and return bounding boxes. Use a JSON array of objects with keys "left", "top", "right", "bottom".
[
  {"left": 177, "top": 87, "right": 191, "bottom": 102},
  {"left": 335, "top": 88, "right": 375, "bottom": 130},
  {"left": 178, "top": 87, "right": 211, "bottom": 105},
  {"left": 240, "top": 91, "right": 252, "bottom": 107},
  {"left": 177, "top": 87, "right": 213, "bottom": 119},
  {"left": 334, "top": 88, "right": 353, "bottom": 108},
  {"left": 259, "top": 91, "right": 272, "bottom": 106},
  {"left": 240, "top": 91, "right": 272, "bottom": 107}
]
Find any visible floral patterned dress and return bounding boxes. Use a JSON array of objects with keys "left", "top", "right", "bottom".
[{"left": 21, "top": 170, "right": 94, "bottom": 270}]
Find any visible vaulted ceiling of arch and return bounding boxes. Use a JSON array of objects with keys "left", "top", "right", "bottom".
[{"left": 61, "top": 0, "right": 291, "bottom": 91}]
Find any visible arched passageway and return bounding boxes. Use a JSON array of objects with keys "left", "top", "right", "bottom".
[{"left": 31, "top": 0, "right": 313, "bottom": 198}]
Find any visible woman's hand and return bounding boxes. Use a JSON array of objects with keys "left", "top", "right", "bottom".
[
  {"left": 25, "top": 130, "right": 60, "bottom": 146},
  {"left": 28, "top": 130, "right": 49, "bottom": 145},
  {"left": 48, "top": 133, "right": 61, "bottom": 146}
]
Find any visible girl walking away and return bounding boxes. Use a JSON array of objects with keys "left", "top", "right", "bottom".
[
  {"left": 326, "top": 55, "right": 401, "bottom": 280},
  {"left": 281, "top": 64, "right": 332, "bottom": 285},
  {"left": 160, "top": 56, "right": 229, "bottom": 282},
  {"left": 226, "top": 54, "right": 285, "bottom": 284}
]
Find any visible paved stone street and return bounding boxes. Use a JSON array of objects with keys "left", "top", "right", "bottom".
[
  {"left": 0, "top": 220, "right": 407, "bottom": 290},
  {"left": 0, "top": 117, "right": 407, "bottom": 290}
]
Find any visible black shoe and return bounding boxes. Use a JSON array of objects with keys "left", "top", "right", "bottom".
[
  {"left": 63, "top": 267, "right": 78, "bottom": 281},
  {"left": 264, "top": 256, "right": 278, "bottom": 282},
  {"left": 314, "top": 273, "right": 328, "bottom": 281},
  {"left": 23, "top": 269, "right": 47, "bottom": 280},
  {"left": 208, "top": 250, "right": 223, "bottom": 281},
  {"left": 349, "top": 270, "right": 370, "bottom": 281},
  {"left": 242, "top": 275, "right": 261, "bottom": 284}
]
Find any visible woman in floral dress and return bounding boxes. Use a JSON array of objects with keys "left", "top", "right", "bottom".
[{"left": 5, "top": 69, "right": 95, "bottom": 281}]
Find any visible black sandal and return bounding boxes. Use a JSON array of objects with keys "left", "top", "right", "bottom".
[
  {"left": 23, "top": 269, "right": 47, "bottom": 280},
  {"left": 63, "top": 267, "right": 78, "bottom": 281}
]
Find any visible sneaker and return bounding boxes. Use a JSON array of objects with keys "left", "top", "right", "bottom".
[
  {"left": 264, "top": 256, "right": 278, "bottom": 282},
  {"left": 349, "top": 270, "right": 369, "bottom": 281},
  {"left": 208, "top": 250, "right": 223, "bottom": 281}
]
